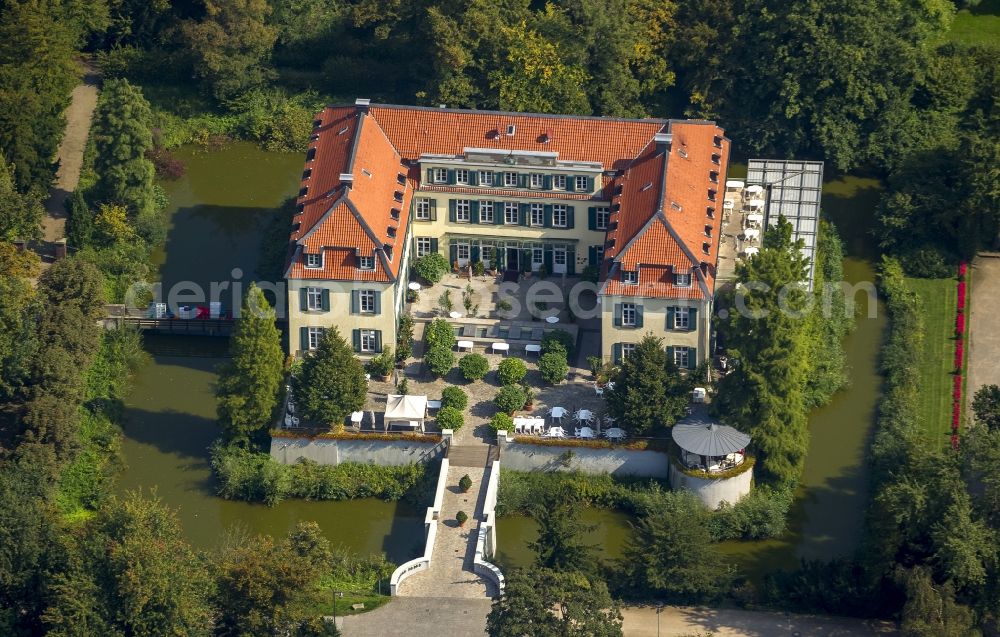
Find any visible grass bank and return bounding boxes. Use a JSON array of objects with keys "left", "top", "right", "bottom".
[
  {"left": 906, "top": 277, "right": 956, "bottom": 450},
  {"left": 946, "top": 0, "right": 1000, "bottom": 46}
]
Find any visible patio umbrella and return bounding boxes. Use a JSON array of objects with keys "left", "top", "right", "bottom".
[{"left": 671, "top": 414, "right": 750, "bottom": 457}]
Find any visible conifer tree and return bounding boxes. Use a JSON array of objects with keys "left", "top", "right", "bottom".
[{"left": 295, "top": 328, "right": 366, "bottom": 428}]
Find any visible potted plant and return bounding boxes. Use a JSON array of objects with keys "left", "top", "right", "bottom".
[
  {"left": 522, "top": 384, "right": 535, "bottom": 411},
  {"left": 366, "top": 348, "right": 394, "bottom": 381},
  {"left": 459, "top": 474, "right": 472, "bottom": 492},
  {"left": 472, "top": 260, "right": 485, "bottom": 277},
  {"left": 456, "top": 510, "right": 469, "bottom": 527}
]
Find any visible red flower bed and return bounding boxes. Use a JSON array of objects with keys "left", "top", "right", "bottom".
[{"left": 950, "top": 262, "right": 969, "bottom": 448}]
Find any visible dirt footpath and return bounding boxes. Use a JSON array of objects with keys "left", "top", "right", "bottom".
[
  {"left": 42, "top": 60, "right": 100, "bottom": 247},
  {"left": 620, "top": 605, "right": 896, "bottom": 636},
  {"left": 967, "top": 256, "right": 1000, "bottom": 421}
]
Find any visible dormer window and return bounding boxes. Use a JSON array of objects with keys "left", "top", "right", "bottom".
[
  {"left": 479, "top": 171, "right": 493, "bottom": 186},
  {"left": 711, "top": 154, "right": 721, "bottom": 165},
  {"left": 705, "top": 225, "right": 713, "bottom": 237},
  {"left": 456, "top": 169, "right": 470, "bottom": 185},
  {"left": 574, "top": 176, "right": 589, "bottom": 192},
  {"left": 674, "top": 272, "right": 692, "bottom": 287},
  {"left": 553, "top": 175, "right": 567, "bottom": 190},
  {"left": 709, "top": 171, "right": 719, "bottom": 183},
  {"left": 713, "top": 136, "right": 723, "bottom": 148},
  {"left": 397, "top": 173, "right": 406, "bottom": 185},
  {"left": 390, "top": 208, "right": 400, "bottom": 220},
  {"left": 306, "top": 147, "right": 316, "bottom": 161},
  {"left": 622, "top": 270, "right": 638, "bottom": 285},
  {"left": 529, "top": 173, "right": 543, "bottom": 189},
  {"left": 503, "top": 172, "right": 518, "bottom": 187},
  {"left": 305, "top": 253, "right": 322, "bottom": 269},
  {"left": 393, "top": 191, "right": 403, "bottom": 202},
  {"left": 702, "top": 242, "right": 711, "bottom": 254},
  {"left": 433, "top": 168, "right": 447, "bottom": 183},
  {"left": 708, "top": 189, "right": 717, "bottom": 201},
  {"left": 707, "top": 206, "right": 715, "bottom": 218},
  {"left": 358, "top": 255, "right": 375, "bottom": 270}
]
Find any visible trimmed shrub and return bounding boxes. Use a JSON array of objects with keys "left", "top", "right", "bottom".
[
  {"left": 412, "top": 252, "right": 449, "bottom": 284},
  {"left": 541, "top": 329, "right": 575, "bottom": 359},
  {"left": 490, "top": 412, "right": 514, "bottom": 433},
  {"left": 494, "top": 385, "right": 527, "bottom": 414},
  {"left": 459, "top": 353, "right": 490, "bottom": 381},
  {"left": 441, "top": 386, "right": 468, "bottom": 411},
  {"left": 424, "top": 318, "right": 457, "bottom": 350},
  {"left": 538, "top": 351, "right": 569, "bottom": 384},
  {"left": 424, "top": 344, "right": 455, "bottom": 377},
  {"left": 456, "top": 510, "right": 469, "bottom": 526},
  {"left": 497, "top": 358, "right": 527, "bottom": 386},
  {"left": 459, "top": 474, "right": 473, "bottom": 492},
  {"left": 436, "top": 405, "right": 464, "bottom": 431}
]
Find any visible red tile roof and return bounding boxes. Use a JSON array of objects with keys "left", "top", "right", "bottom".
[{"left": 286, "top": 103, "right": 729, "bottom": 294}]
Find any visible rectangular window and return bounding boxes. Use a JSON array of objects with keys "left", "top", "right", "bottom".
[
  {"left": 575, "top": 176, "right": 588, "bottom": 192},
  {"left": 360, "top": 329, "right": 377, "bottom": 352},
  {"left": 595, "top": 246, "right": 604, "bottom": 263},
  {"left": 674, "top": 308, "right": 689, "bottom": 329},
  {"left": 673, "top": 346, "right": 690, "bottom": 368},
  {"left": 433, "top": 168, "right": 447, "bottom": 183},
  {"left": 503, "top": 172, "right": 518, "bottom": 187},
  {"left": 622, "top": 303, "right": 637, "bottom": 327},
  {"left": 504, "top": 202, "right": 519, "bottom": 224},
  {"left": 416, "top": 237, "right": 432, "bottom": 257},
  {"left": 529, "top": 173, "right": 543, "bottom": 189},
  {"left": 595, "top": 207, "right": 609, "bottom": 230},
  {"left": 479, "top": 171, "right": 493, "bottom": 186},
  {"left": 532, "top": 248, "right": 543, "bottom": 269},
  {"left": 457, "top": 243, "right": 470, "bottom": 261},
  {"left": 455, "top": 199, "right": 471, "bottom": 222},
  {"left": 621, "top": 343, "right": 636, "bottom": 359},
  {"left": 306, "top": 287, "right": 322, "bottom": 310},
  {"left": 358, "top": 256, "right": 375, "bottom": 270},
  {"left": 307, "top": 327, "right": 324, "bottom": 350},
  {"left": 305, "top": 253, "right": 322, "bottom": 269},
  {"left": 479, "top": 201, "right": 494, "bottom": 223},
  {"left": 415, "top": 198, "right": 431, "bottom": 220},
  {"left": 553, "top": 175, "right": 567, "bottom": 190},
  {"left": 456, "top": 169, "right": 470, "bottom": 185},
  {"left": 674, "top": 273, "right": 692, "bottom": 287},
  {"left": 360, "top": 290, "right": 376, "bottom": 313},
  {"left": 530, "top": 203, "right": 544, "bottom": 226},
  {"left": 554, "top": 249, "right": 566, "bottom": 268},
  {"left": 553, "top": 205, "right": 567, "bottom": 228},
  {"left": 481, "top": 245, "right": 493, "bottom": 264},
  {"left": 622, "top": 270, "right": 638, "bottom": 285}
]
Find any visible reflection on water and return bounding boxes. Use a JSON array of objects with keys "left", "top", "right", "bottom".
[{"left": 495, "top": 509, "right": 632, "bottom": 569}]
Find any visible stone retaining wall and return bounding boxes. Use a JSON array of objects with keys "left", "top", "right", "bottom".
[
  {"left": 496, "top": 432, "right": 669, "bottom": 478},
  {"left": 390, "top": 455, "right": 451, "bottom": 595},
  {"left": 270, "top": 436, "right": 445, "bottom": 466},
  {"left": 668, "top": 461, "right": 753, "bottom": 508}
]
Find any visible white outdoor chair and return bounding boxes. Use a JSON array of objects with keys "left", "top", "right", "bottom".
[
  {"left": 574, "top": 427, "right": 582, "bottom": 438},
  {"left": 594, "top": 384, "right": 604, "bottom": 396}
]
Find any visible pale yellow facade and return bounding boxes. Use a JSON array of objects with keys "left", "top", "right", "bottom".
[{"left": 600, "top": 295, "right": 712, "bottom": 369}]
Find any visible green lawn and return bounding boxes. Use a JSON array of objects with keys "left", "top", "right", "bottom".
[
  {"left": 907, "top": 277, "right": 957, "bottom": 450},
  {"left": 945, "top": 0, "right": 1000, "bottom": 47}
]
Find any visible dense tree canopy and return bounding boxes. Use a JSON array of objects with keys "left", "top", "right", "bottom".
[
  {"left": 295, "top": 328, "right": 366, "bottom": 428},
  {"left": 606, "top": 334, "right": 691, "bottom": 435}
]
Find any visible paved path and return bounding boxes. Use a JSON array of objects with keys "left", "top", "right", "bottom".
[
  {"left": 339, "top": 597, "right": 491, "bottom": 636},
  {"left": 967, "top": 255, "right": 1000, "bottom": 424},
  {"left": 395, "top": 461, "right": 497, "bottom": 598},
  {"left": 41, "top": 60, "right": 100, "bottom": 254},
  {"left": 620, "top": 605, "right": 896, "bottom": 636}
]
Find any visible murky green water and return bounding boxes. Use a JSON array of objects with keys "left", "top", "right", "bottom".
[
  {"left": 497, "top": 172, "right": 887, "bottom": 578},
  {"left": 495, "top": 509, "right": 632, "bottom": 569},
  {"left": 118, "top": 144, "right": 424, "bottom": 558}
]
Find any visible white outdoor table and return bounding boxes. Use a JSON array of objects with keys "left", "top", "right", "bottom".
[
  {"left": 746, "top": 213, "right": 764, "bottom": 225},
  {"left": 525, "top": 344, "right": 541, "bottom": 355},
  {"left": 427, "top": 400, "right": 442, "bottom": 409},
  {"left": 579, "top": 426, "right": 595, "bottom": 439},
  {"left": 408, "top": 282, "right": 421, "bottom": 291},
  {"left": 545, "top": 426, "right": 566, "bottom": 438},
  {"left": 449, "top": 311, "right": 463, "bottom": 319},
  {"left": 550, "top": 406, "right": 567, "bottom": 419},
  {"left": 726, "top": 180, "right": 745, "bottom": 189},
  {"left": 605, "top": 427, "right": 625, "bottom": 440},
  {"left": 457, "top": 340, "right": 474, "bottom": 351},
  {"left": 743, "top": 227, "right": 760, "bottom": 242},
  {"left": 492, "top": 342, "right": 510, "bottom": 355},
  {"left": 746, "top": 198, "right": 765, "bottom": 210},
  {"left": 723, "top": 199, "right": 735, "bottom": 209},
  {"left": 743, "top": 246, "right": 760, "bottom": 257},
  {"left": 746, "top": 185, "right": 764, "bottom": 195},
  {"left": 575, "top": 409, "right": 593, "bottom": 422},
  {"left": 350, "top": 411, "right": 364, "bottom": 424},
  {"left": 545, "top": 316, "right": 559, "bottom": 324}
]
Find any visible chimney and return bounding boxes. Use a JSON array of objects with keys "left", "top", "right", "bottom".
[
  {"left": 654, "top": 132, "right": 672, "bottom": 153},
  {"left": 339, "top": 173, "right": 354, "bottom": 188},
  {"left": 355, "top": 98, "right": 371, "bottom": 112}
]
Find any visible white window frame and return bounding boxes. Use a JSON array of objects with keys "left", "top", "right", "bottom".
[
  {"left": 360, "top": 329, "right": 377, "bottom": 353},
  {"left": 504, "top": 202, "right": 519, "bottom": 224},
  {"left": 575, "top": 176, "right": 588, "bottom": 191},
  {"left": 595, "top": 246, "right": 604, "bottom": 263},
  {"left": 530, "top": 203, "right": 544, "bottom": 226},
  {"left": 358, "top": 256, "right": 375, "bottom": 270},
  {"left": 360, "top": 290, "right": 376, "bottom": 313},
  {"left": 673, "top": 346, "right": 690, "bottom": 368},
  {"left": 306, "top": 287, "right": 322, "bottom": 311},
  {"left": 674, "top": 273, "right": 692, "bottom": 287},
  {"left": 433, "top": 168, "right": 447, "bottom": 184},
  {"left": 307, "top": 327, "right": 324, "bottom": 350},
  {"left": 553, "top": 174, "right": 567, "bottom": 190},
  {"left": 621, "top": 343, "right": 636, "bottom": 359},
  {"left": 479, "top": 201, "right": 494, "bottom": 223},
  {"left": 481, "top": 245, "right": 493, "bottom": 265},
  {"left": 456, "top": 199, "right": 471, "bottom": 222},
  {"left": 416, "top": 237, "right": 432, "bottom": 257},
  {"left": 622, "top": 270, "right": 638, "bottom": 285},
  {"left": 595, "top": 207, "right": 609, "bottom": 230},
  {"left": 553, "top": 248, "right": 567, "bottom": 272},
  {"left": 529, "top": 173, "right": 543, "bottom": 189},
  {"left": 305, "top": 253, "right": 322, "bottom": 269},
  {"left": 456, "top": 169, "right": 470, "bottom": 185},
  {"left": 622, "top": 303, "right": 637, "bottom": 327},
  {"left": 674, "top": 308, "right": 689, "bottom": 329},
  {"left": 478, "top": 171, "right": 493, "bottom": 186},
  {"left": 457, "top": 243, "right": 471, "bottom": 262},
  {"left": 503, "top": 172, "right": 518, "bottom": 187},
  {"left": 553, "top": 205, "right": 567, "bottom": 228},
  {"left": 531, "top": 248, "right": 544, "bottom": 270},
  {"left": 415, "top": 198, "right": 431, "bottom": 220}
]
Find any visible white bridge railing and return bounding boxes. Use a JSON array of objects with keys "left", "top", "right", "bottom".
[
  {"left": 473, "top": 459, "right": 505, "bottom": 594},
  {"left": 390, "top": 455, "right": 450, "bottom": 595}
]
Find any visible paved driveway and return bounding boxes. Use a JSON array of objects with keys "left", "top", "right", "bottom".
[
  {"left": 967, "top": 256, "right": 1000, "bottom": 422},
  {"left": 339, "top": 597, "right": 491, "bottom": 636}
]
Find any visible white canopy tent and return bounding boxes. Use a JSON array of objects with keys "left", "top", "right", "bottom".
[{"left": 384, "top": 394, "right": 427, "bottom": 432}]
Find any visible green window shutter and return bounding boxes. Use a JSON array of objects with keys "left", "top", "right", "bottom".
[
  {"left": 300, "top": 327, "right": 309, "bottom": 352},
  {"left": 543, "top": 204, "right": 553, "bottom": 228},
  {"left": 567, "top": 206, "right": 575, "bottom": 228},
  {"left": 667, "top": 306, "right": 676, "bottom": 330},
  {"left": 469, "top": 171, "right": 478, "bottom": 186},
  {"left": 471, "top": 245, "right": 480, "bottom": 262},
  {"left": 430, "top": 200, "right": 437, "bottom": 221},
  {"left": 471, "top": 200, "right": 479, "bottom": 224},
  {"left": 430, "top": 238, "right": 439, "bottom": 253},
  {"left": 299, "top": 287, "right": 308, "bottom": 311},
  {"left": 585, "top": 176, "right": 593, "bottom": 192},
  {"left": 543, "top": 175, "right": 552, "bottom": 189},
  {"left": 449, "top": 243, "right": 457, "bottom": 265},
  {"left": 321, "top": 289, "right": 330, "bottom": 311},
  {"left": 448, "top": 199, "right": 457, "bottom": 222},
  {"left": 613, "top": 343, "right": 622, "bottom": 365},
  {"left": 519, "top": 203, "right": 529, "bottom": 226},
  {"left": 374, "top": 292, "right": 381, "bottom": 315},
  {"left": 350, "top": 290, "right": 359, "bottom": 314},
  {"left": 588, "top": 245, "right": 597, "bottom": 266},
  {"left": 635, "top": 305, "right": 644, "bottom": 328},
  {"left": 667, "top": 346, "right": 675, "bottom": 365},
  {"left": 688, "top": 347, "right": 697, "bottom": 370},
  {"left": 495, "top": 204, "right": 504, "bottom": 225},
  {"left": 517, "top": 174, "right": 527, "bottom": 188},
  {"left": 521, "top": 249, "right": 531, "bottom": 272},
  {"left": 567, "top": 248, "right": 575, "bottom": 275},
  {"left": 447, "top": 169, "right": 456, "bottom": 185},
  {"left": 588, "top": 207, "right": 597, "bottom": 230},
  {"left": 613, "top": 303, "right": 622, "bottom": 327},
  {"left": 425, "top": 168, "right": 434, "bottom": 183},
  {"left": 543, "top": 247, "right": 553, "bottom": 273},
  {"left": 566, "top": 176, "right": 575, "bottom": 192},
  {"left": 495, "top": 172, "right": 503, "bottom": 187},
  {"left": 352, "top": 329, "right": 361, "bottom": 352},
  {"left": 375, "top": 330, "right": 383, "bottom": 353},
  {"left": 688, "top": 307, "right": 698, "bottom": 331}
]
